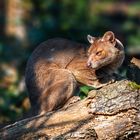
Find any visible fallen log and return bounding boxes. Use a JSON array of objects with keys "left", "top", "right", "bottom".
[{"left": 0, "top": 79, "right": 140, "bottom": 140}]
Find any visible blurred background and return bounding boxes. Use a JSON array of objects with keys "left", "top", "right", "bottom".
[{"left": 0, "top": 0, "right": 140, "bottom": 126}]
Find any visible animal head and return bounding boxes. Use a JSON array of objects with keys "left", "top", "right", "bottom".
[{"left": 87, "top": 31, "right": 124, "bottom": 69}]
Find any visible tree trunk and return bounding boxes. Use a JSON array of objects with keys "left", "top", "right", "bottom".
[
  {"left": 0, "top": 79, "right": 140, "bottom": 140},
  {"left": 5, "top": 0, "right": 26, "bottom": 41}
]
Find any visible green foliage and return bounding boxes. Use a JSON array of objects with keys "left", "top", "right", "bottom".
[
  {"left": 79, "top": 86, "right": 96, "bottom": 99},
  {"left": 128, "top": 82, "right": 140, "bottom": 90},
  {"left": 0, "top": 87, "right": 26, "bottom": 122}
]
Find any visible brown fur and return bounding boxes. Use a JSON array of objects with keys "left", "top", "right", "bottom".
[{"left": 25, "top": 31, "right": 124, "bottom": 115}]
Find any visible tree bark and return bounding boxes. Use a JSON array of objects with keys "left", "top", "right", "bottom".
[{"left": 0, "top": 79, "right": 140, "bottom": 140}]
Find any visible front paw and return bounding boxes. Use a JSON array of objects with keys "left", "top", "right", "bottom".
[
  {"left": 87, "top": 80, "right": 108, "bottom": 89},
  {"left": 108, "top": 75, "right": 116, "bottom": 83},
  {"left": 99, "top": 75, "right": 116, "bottom": 84},
  {"left": 88, "top": 75, "right": 116, "bottom": 89}
]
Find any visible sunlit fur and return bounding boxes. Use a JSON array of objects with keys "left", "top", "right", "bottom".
[{"left": 87, "top": 32, "right": 124, "bottom": 71}]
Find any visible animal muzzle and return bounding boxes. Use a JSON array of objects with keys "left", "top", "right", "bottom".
[{"left": 87, "top": 58, "right": 96, "bottom": 69}]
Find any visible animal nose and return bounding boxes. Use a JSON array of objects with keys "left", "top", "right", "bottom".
[{"left": 87, "top": 61, "right": 91, "bottom": 67}]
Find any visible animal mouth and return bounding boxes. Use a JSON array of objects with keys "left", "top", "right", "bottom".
[{"left": 87, "top": 61, "right": 99, "bottom": 70}]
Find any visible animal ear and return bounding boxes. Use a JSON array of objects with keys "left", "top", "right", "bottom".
[
  {"left": 116, "top": 39, "right": 124, "bottom": 48},
  {"left": 102, "top": 31, "right": 115, "bottom": 43},
  {"left": 87, "top": 35, "right": 95, "bottom": 44}
]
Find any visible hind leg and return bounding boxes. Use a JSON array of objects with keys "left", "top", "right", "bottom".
[{"left": 38, "top": 69, "right": 77, "bottom": 114}]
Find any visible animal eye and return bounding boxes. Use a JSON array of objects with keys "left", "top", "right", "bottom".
[{"left": 96, "top": 51, "right": 102, "bottom": 56}]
